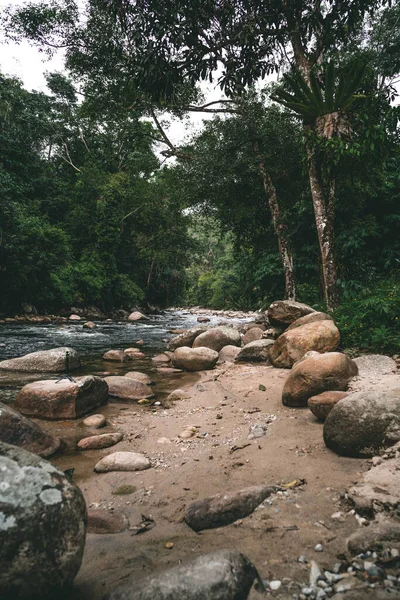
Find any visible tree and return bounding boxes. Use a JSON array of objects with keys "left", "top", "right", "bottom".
[{"left": 5, "top": 0, "right": 393, "bottom": 309}]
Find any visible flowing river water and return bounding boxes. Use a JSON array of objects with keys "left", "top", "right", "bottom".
[{"left": 0, "top": 309, "right": 255, "bottom": 481}]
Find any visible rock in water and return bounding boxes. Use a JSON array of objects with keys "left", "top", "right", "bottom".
[
  {"left": 94, "top": 452, "right": 151, "bottom": 472},
  {"left": 269, "top": 320, "right": 340, "bottom": 368},
  {"left": 167, "top": 327, "right": 207, "bottom": 351},
  {"left": 282, "top": 352, "right": 358, "bottom": 407},
  {"left": 0, "top": 347, "right": 81, "bottom": 372},
  {"left": 0, "top": 402, "right": 60, "bottom": 457},
  {"left": 172, "top": 346, "right": 218, "bottom": 371},
  {"left": 124, "top": 372, "right": 153, "bottom": 385},
  {"left": 105, "top": 549, "right": 261, "bottom": 600},
  {"left": 128, "top": 311, "right": 147, "bottom": 321},
  {"left": 235, "top": 339, "right": 274, "bottom": 362},
  {"left": 15, "top": 375, "right": 108, "bottom": 419},
  {"left": 185, "top": 484, "right": 278, "bottom": 532},
  {"left": 267, "top": 300, "right": 315, "bottom": 327},
  {"left": 0, "top": 441, "right": 86, "bottom": 600},
  {"left": 82, "top": 414, "right": 106, "bottom": 428},
  {"left": 103, "top": 350, "right": 131, "bottom": 362},
  {"left": 105, "top": 376, "right": 154, "bottom": 401},
  {"left": 323, "top": 390, "right": 400, "bottom": 457},
  {"left": 192, "top": 326, "right": 241, "bottom": 352}
]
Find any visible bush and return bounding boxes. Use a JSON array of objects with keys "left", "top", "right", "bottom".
[{"left": 334, "top": 278, "right": 400, "bottom": 354}]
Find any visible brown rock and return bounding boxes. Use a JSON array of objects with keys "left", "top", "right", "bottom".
[
  {"left": 128, "top": 311, "right": 147, "bottom": 321},
  {"left": 0, "top": 402, "right": 60, "bottom": 457},
  {"left": 103, "top": 350, "right": 131, "bottom": 362},
  {"left": 94, "top": 451, "right": 151, "bottom": 472},
  {"left": 124, "top": 348, "right": 145, "bottom": 359},
  {"left": 242, "top": 327, "right": 264, "bottom": 345},
  {"left": 124, "top": 372, "right": 153, "bottom": 385},
  {"left": 197, "top": 316, "right": 210, "bottom": 323},
  {"left": 267, "top": 300, "right": 315, "bottom": 327},
  {"left": 235, "top": 339, "right": 274, "bottom": 362},
  {"left": 0, "top": 347, "right": 81, "bottom": 373},
  {"left": 269, "top": 320, "right": 340, "bottom": 368},
  {"left": 192, "top": 326, "right": 241, "bottom": 352},
  {"left": 87, "top": 509, "right": 128, "bottom": 534},
  {"left": 152, "top": 353, "right": 170, "bottom": 364},
  {"left": 167, "top": 327, "right": 207, "bottom": 351},
  {"left": 15, "top": 375, "right": 109, "bottom": 420},
  {"left": 69, "top": 314, "right": 81, "bottom": 321},
  {"left": 82, "top": 414, "right": 106, "bottom": 428},
  {"left": 78, "top": 432, "right": 123, "bottom": 450},
  {"left": 261, "top": 327, "right": 283, "bottom": 340},
  {"left": 287, "top": 311, "right": 334, "bottom": 330},
  {"left": 83, "top": 321, "right": 96, "bottom": 329},
  {"left": 308, "top": 391, "right": 349, "bottom": 420},
  {"left": 347, "top": 519, "right": 400, "bottom": 554},
  {"left": 105, "top": 376, "right": 154, "bottom": 401},
  {"left": 282, "top": 352, "right": 358, "bottom": 407},
  {"left": 172, "top": 347, "right": 218, "bottom": 371},
  {"left": 218, "top": 345, "right": 242, "bottom": 363}
]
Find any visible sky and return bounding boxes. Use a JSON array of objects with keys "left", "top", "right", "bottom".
[{"left": 0, "top": 0, "right": 222, "bottom": 148}]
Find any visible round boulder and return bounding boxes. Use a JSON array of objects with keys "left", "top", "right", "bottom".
[
  {"left": 105, "top": 376, "right": 154, "bottom": 401},
  {"left": 267, "top": 300, "right": 316, "bottom": 327},
  {"left": 167, "top": 327, "right": 207, "bottom": 351},
  {"left": 172, "top": 347, "right": 218, "bottom": 371},
  {"left": 0, "top": 441, "right": 86, "bottom": 600},
  {"left": 0, "top": 403, "right": 60, "bottom": 458},
  {"left": 124, "top": 372, "right": 153, "bottom": 385},
  {"left": 128, "top": 311, "right": 147, "bottom": 322},
  {"left": 324, "top": 390, "right": 400, "bottom": 457},
  {"left": 235, "top": 339, "right": 274, "bottom": 362},
  {"left": 94, "top": 451, "right": 150, "bottom": 473},
  {"left": 103, "top": 350, "right": 131, "bottom": 362},
  {"left": 242, "top": 327, "right": 264, "bottom": 346},
  {"left": 308, "top": 391, "right": 349, "bottom": 421},
  {"left": 83, "top": 321, "right": 96, "bottom": 329},
  {"left": 218, "top": 345, "right": 242, "bottom": 363},
  {"left": 282, "top": 352, "right": 358, "bottom": 407},
  {"left": 287, "top": 311, "right": 333, "bottom": 331},
  {"left": 15, "top": 375, "right": 109, "bottom": 420},
  {"left": 269, "top": 320, "right": 340, "bottom": 368},
  {"left": 192, "top": 326, "right": 241, "bottom": 352},
  {"left": 78, "top": 432, "right": 123, "bottom": 450},
  {"left": 0, "top": 347, "right": 81, "bottom": 373}
]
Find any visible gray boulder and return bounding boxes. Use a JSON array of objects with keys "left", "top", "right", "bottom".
[
  {"left": 105, "top": 549, "right": 261, "bottom": 600},
  {"left": 15, "top": 375, "right": 108, "bottom": 420},
  {"left": 0, "top": 403, "right": 60, "bottom": 458},
  {"left": 172, "top": 347, "right": 218, "bottom": 371},
  {"left": 192, "top": 326, "right": 241, "bottom": 352},
  {"left": 267, "top": 300, "right": 315, "bottom": 327},
  {"left": 0, "top": 347, "right": 81, "bottom": 372},
  {"left": 324, "top": 390, "right": 400, "bottom": 457},
  {"left": 0, "top": 441, "right": 86, "bottom": 600},
  {"left": 235, "top": 339, "right": 274, "bottom": 362},
  {"left": 167, "top": 327, "right": 206, "bottom": 351}
]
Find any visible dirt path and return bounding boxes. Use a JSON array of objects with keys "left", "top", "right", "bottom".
[{"left": 61, "top": 361, "right": 378, "bottom": 599}]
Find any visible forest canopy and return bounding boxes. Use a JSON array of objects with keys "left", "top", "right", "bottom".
[{"left": 0, "top": 0, "right": 399, "bottom": 351}]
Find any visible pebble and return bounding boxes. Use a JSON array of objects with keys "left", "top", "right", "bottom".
[
  {"left": 330, "top": 511, "right": 343, "bottom": 520},
  {"left": 310, "top": 560, "right": 322, "bottom": 587},
  {"left": 314, "top": 544, "right": 323, "bottom": 552},
  {"left": 302, "top": 587, "right": 314, "bottom": 596},
  {"left": 317, "top": 590, "right": 326, "bottom": 599},
  {"left": 269, "top": 580, "right": 281, "bottom": 590},
  {"left": 298, "top": 555, "right": 308, "bottom": 563}
]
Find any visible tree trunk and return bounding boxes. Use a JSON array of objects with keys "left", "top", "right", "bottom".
[
  {"left": 306, "top": 145, "right": 339, "bottom": 310},
  {"left": 256, "top": 151, "right": 296, "bottom": 301}
]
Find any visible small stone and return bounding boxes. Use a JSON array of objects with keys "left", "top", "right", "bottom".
[
  {"left": 310, "top": 560, "right": 322, "bottom": 587},
  {"left": 94, "top": 452, "right": 151, "bottom": 473},
  {"left": 331, "top": 511, "right": 344, "bottom": 520},
  {"left": 269, "top": 580, "right": 281, "bottom": 591},
  {"left": 179, "top": 429, "right": 195, "bottom": 439},
  {"left": 372, "top": 456, "right": 383, "bottom": 466},
  {"left": 302, "top": 587, "right": 314, "bottom": 596},
  {"left": 78, "top": 432, "right": 123, "bottom": 450},
  {"left": 314, "top": 544, "right": 323, "bottom": 552},
  {"left": 82, "top": 414, "right": 106, "bottom": 428},
  {"left": 298, "top": 555, "right": 308, "bottom": 563},
  {"left": 391, "top": 548, "right": 400, "bottom": 558},
  {"left": 157, "top": 438, "right": 171, "bottom": 444},
  {"left": 317, "top": 590, "right": 326, "bottom": 599},
  {"left": 165, "top": 542, "right": 174, "bottom": 549}
]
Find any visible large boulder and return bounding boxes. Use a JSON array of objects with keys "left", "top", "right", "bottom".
[
  {"left": 0, "top": 441, "right": 86, "bottom": 600},
  {"left": 167, "top": 327, "right": 207, "bottom": 351},
  {"left": 15, "top": 375, "right": 108, "bottom": 420},
  {"left": 192, "top": 326, "right": 241, "bottom": 352},
  {"left": 242, "top": 327, "right": 264, "bottom": 345},
  {"left": 0, "top": 403, "right": 60, "bottom": 458},
  {"left": 267, "top": 300, "right": 316, "bottom": 327},
  {"left": 282, "top": 352, "right": 358, "bottom": 407},
  {"left": 269, "top": 320, "right": 340, "bottom": 368},
  {"left": 307, "top": 391, "right": 349, "bottom": 421},
  {"left": 287, "top": 311, "right": 333, "bottom": 331},
  {"left": 0, "top": 347, "right": 81, "bottom": 372},
  {"left": 353, "top": 354, "right": 397, "bottom": 377},
  {"left": 105, "top": 550, "right": 260, "bottom": 600},
  {"left": 104, "top": 376, "right": 154, "bottom": 401},
  {"left": 323, "top": 390, "right": 400, "bottom": 457},
  {"left": 218, "top": 345, "right": 242, "bottom": 363},
  {"left": 172, "top": 347, "right": 218, "bottom": 371},
  {"left": 235, "top": 339, "right": 274, "bottom": 362}
]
